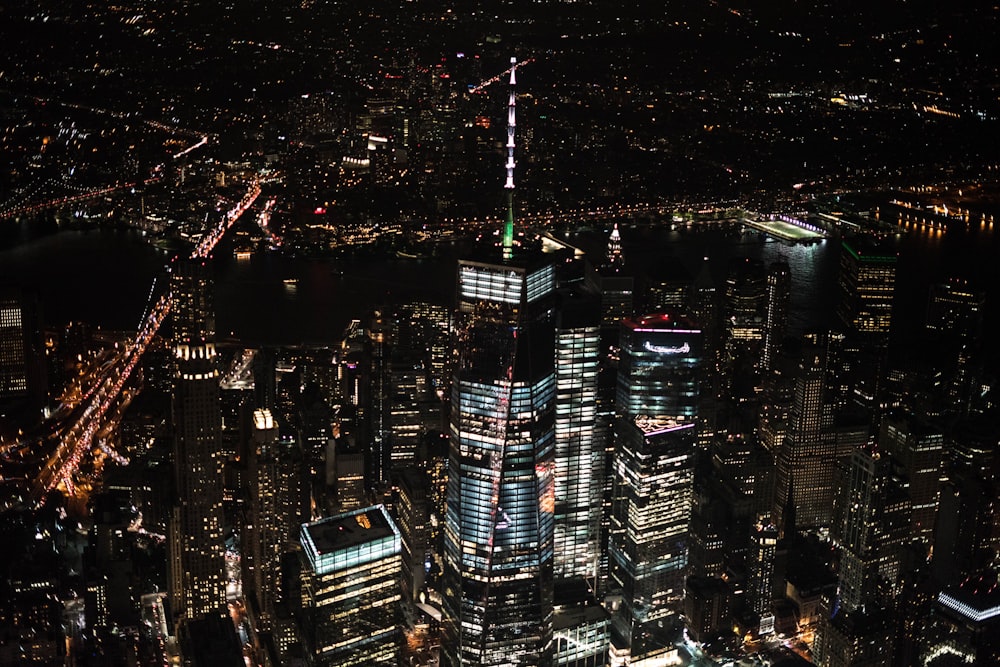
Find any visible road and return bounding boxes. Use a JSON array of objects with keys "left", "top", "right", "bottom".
[{"left": 27, "top": 180, "right": 261, "bottom": 509}]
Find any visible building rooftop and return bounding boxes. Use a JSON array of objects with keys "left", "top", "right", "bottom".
[
  {"left": 300, "top": 504, "right": 400, "bottom": 575},
  {"left": 625, "top": 311, "right": 701, "bottom": 332},
  {"left": 938, "top": 571, "right": 1000, "bottom": 625}
]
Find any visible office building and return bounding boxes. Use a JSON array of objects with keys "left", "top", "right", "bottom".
[
  {"left": 168, "top": 260, "right": 226, "bottom": 621},
  {"left": 609, "top": 418, "right": 696, "bottom": 662},
  {"left": 925, "top": 280, "right": 987, "bottom": 415},
  {"left": 921, "top": 573, "right": 1000, "bottom": 666},
  {"left": 299, "top": 505, "right": 402, "bottom": 665},
  {"left": 747, "top": 522, "right": 779, "bottom": 621},
  {"left": 552, "top": 597, "right": 610, "bottom": 667},
  {"left": 442, "top": 255, "right": 557, "bottom": 667},
  {"left": 395, "top": 466, "right": 431, "bottom": 621},
  {"left": 880, "top": 411, "right": 944, "bottom": 546},
  {"left": 831, "top": 444, "right": 910, "bottom": 615},
  {"left": 838, "top": 240, "right": 897, "bottom": 345},
  {"left": 925, "top": 279, "right": 985, "bottom": 342},
  {"left": 0, "top": 286, "right": 46, "bottom": 422},
  {"left": 244, "top": 409, "right": 307, "bottom": 633},
  {"left": 585, "top": 224, "right": 634, "bottom": 352},
  {"left": 616, "top": 312, "right": 702, "bottom": 420},
  {"left": 774, "top": 336, "right": 847, "bottom": 531},
  {"left": 723, "top": 257, "right": 767, "bottom": 362},
  {"left": 554, "top": 289, "right": 603, "bottom": 584},
  {"left": 762, "top": 262, "right": 791, "bottom": 373}
]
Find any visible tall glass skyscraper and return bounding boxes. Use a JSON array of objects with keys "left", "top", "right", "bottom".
[
  {"left": 610, "top": 310, "right": 702, "bottom": 663},
  {"left": 299, "top": 505, "right": 402, "bottom": 665},
  {"left": 616, "top": 312, "right": 702, "bottom": 420},
  {"left": 609, "top": 418, "right": 696, "bottom": 661},
  {"left": 554, "top": 290, "right": 602, "bottom": 584},
  {"left": 442, "top": 257, "right": 557, "bottom": 667}
]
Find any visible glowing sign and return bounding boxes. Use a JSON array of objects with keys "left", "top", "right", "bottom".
[{"left": 643, "top": 341, "right": 690, "bottom": 355}]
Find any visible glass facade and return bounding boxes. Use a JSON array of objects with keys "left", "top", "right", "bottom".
[
  {"left": 554, "top": 319, "right": 602, "bottom": 582},
  {"left": 300, "top": 505, "right": 402, "bottom": 666},
  {"left": 443, "top": 257, "right": 556, "bottom": 667},
  {"left": 616, "top": 312, "right": 702, "bottom": 420},
  {"left": 609, "top": 419, "right": 696, "bottom": 655},
  {"left": 838, "top": 240, "right": 897, "bottom": 342}
]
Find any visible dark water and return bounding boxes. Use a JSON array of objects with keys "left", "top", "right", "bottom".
[{"left": 1, "top": 216, "right": 998, "bottom": 356}]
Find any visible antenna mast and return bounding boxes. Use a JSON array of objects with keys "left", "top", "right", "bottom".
[{"left": 502, "top": 56, "right": 517, "bottom": 261}]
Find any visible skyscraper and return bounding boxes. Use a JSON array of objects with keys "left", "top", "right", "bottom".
[
  {"left": 773, "top": 336, "right": 848, "bottom": 531},
  {"left": 925, "top": 279, "right": 985, "bottom": 341},
  {"left": 723, "top": 257, "right": 767, "bottom": 363},
  {"left": 831, "top": 444, "right": 910, "bottom": 615},
  {"left": 838, "top": 239, "right": 896, "bottom": 345},
  {"left": 762, "top": 262, "right": 791, "bottom": 373},
  {"left": 609, "top": 418, "right": 696, "bottom": 661},
  {"left": 0, "top": 286, "right": 46, "bottom": 422},
  {"left": 442, "top": 55, "right": 558, "bottom": 666},
  {"left": 925, "top": 279, "right": 987, "bottom": 415},
  {"left": 609, "top": 309, "right": 702, "bottom": 662},
  {"left": 747, "top": 522, "right": 779, "bottom": 625},
  {"left": 244, "top": 409, "right": 306, "bottom": 634},
  {"left": 584, "top": 226, "right": 634, "bottom": 352},
  {"left": 168, "top": 259, "right": 226, "bottom": 621},
  {"left": 442, "top": 256, "right": 557, "bottom": 667},
  {"left": 298, "top": 505, "right": 402, "bottom": 665},
  {"left": 553, "top": 290, "right": 602, "bottom": 585},
  {"left": 815, "top": 443, "right": 910, "bottom": 667},
  {"left": 880, "top": 411, "right": 944, "bottom": 546},
  {"left": 616, "top": 312, "right": 702, "bottom": 420}
]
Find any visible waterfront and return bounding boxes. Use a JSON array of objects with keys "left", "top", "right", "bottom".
[{"left": 1, "top": 213, "right": 998, "bottom": 363}]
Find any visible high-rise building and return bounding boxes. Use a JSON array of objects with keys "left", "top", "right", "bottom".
[
  {"left": 747, "top": 522, "right": 779, "bottom": 621},
  {"left": 442, "top": 54, "right": 558, "bottom": 664},
  {"left": 0, "top": 286, "right": 46, "bottom": 422},
  {"left": 442, "top": 256, "right": 557, "bottom": 667},
  {"left": 554, "top": 290, "right": 602, "bottom": 585},
  {"left": 815, "top": 443, "right": 909, "bottom": 667},
  {"left": 683, "top": 576, "right": 731, "bottom": 644},
  {"left": 930, "top": 417, "right": 1000, "bottom": 585},
  {"left": 609, "top": 418, "right": 696, "bottom": 662},
  {"left": 552, "top": 595, "right": 610, "bottom": 667},
  {"left": 921, "top": 573, "right": 1000, "bottom": 665},
  {"left": 925, "top": 280, "right": 987, "bottom": 415},
  {"left": 298, "top": 505, "right": 402, "bottom": 666},
  {"left": 168, "top": 260, "right": 226, "bottom": 621},
  {"left": 925, "top": 279, "right": 985, "bottom": 341},
  {"left": 723, "top": 257, "right": 767, "bottom": 362},
  {"left": 774, "top": 336, "right": 842, "bottom": 531},
  {"left": 616, "top": 312, "right": 702, "bottom": 420},
  {"left": 584, "top": 224, "right": 634, "bottom": 353},
  {"left": 880, "top": 411, "right": 944, "bottom": 546},
  {"left": 244, "top": 409, "right": 306, "bottom": 633},
  {"left": 643, "top": 260, "right": 692, "bottom": 314},
  {"left": 762, "top": 262, "right": 791, "bottom": 373},
  {"left": 395, "top": 467, "right": 431, "bottom": 621},
  {"left": 838, "top": 239, "right": 896, "bottom": 345},
  {"left": 830, "top": 444, "right": 910, "bottom": 615}
]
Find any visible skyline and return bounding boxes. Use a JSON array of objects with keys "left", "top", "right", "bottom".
[{"left": 2, "top": 3, "right": 1000, "bottom": 667}]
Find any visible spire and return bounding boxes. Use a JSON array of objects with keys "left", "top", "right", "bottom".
[
  {"left": 605, "top": 223, "right": 624, "bottom": 270},
  {"left": 502, "top": 56, "right": 517, "bottom": 261}
]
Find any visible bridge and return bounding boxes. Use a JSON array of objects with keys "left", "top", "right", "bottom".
[{"left": 0, "top": 175, "right": 162, "bottom": 221}]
